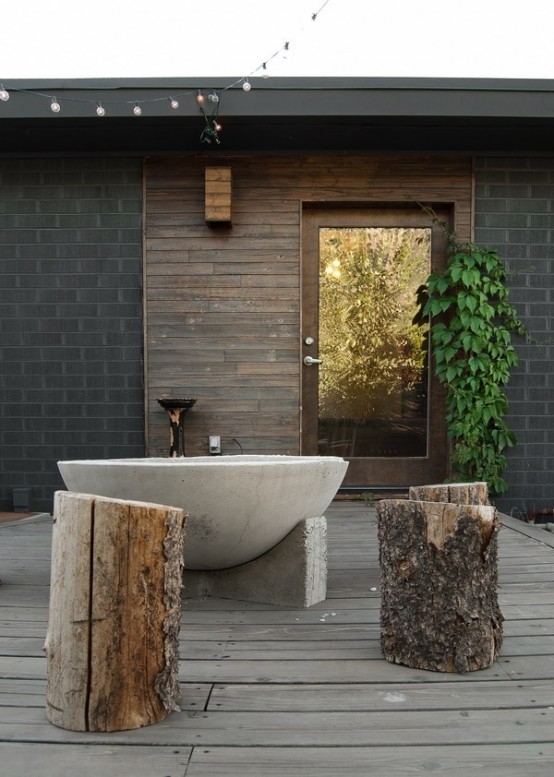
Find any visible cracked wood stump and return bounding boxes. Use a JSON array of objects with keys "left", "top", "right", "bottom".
[
  {"left": 45, "top": 491, "right": 186, "bottom": 732},
  {"left": 377, "top": 497, "right": 503, "bottom": 673}
]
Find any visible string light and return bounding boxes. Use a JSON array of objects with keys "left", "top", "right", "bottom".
[{"left": 0, "top": 0, "right": 334, "bottom": 141}]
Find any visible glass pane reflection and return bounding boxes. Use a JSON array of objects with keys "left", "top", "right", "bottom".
[{"left": 318, "top": 227, "right": 431, "bottom": 458}]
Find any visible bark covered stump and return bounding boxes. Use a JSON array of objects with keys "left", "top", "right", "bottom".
[
  {"left": 377, "top": 497, "right": 503, "bottom": 673},
  {"left": 45, "top": 491, "right": 186, "bottom": 732}
]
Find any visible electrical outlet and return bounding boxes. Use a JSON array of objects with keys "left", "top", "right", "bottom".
[{"left": 209, "top": 435, "right": 221, "bottom": 455}]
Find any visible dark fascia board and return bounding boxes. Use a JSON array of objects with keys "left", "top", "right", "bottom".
[
  {"left": 2, "top": 76, "right": 554, "bottom": 120},
  {"left": 3, "top": 115, "right": 554, "bottom": 155}
]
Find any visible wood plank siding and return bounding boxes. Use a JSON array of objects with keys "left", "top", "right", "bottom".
[{"left": 144, "top": 155, "right": 473, "bottom": 457}]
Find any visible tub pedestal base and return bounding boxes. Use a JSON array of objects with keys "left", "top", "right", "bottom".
[{"left": 183, "top": 515, "right": 327, "bottom": 608}]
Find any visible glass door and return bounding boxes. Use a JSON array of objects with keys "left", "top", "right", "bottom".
[{"left": 302, "top": 207, "right": 449, "bottom": 488}]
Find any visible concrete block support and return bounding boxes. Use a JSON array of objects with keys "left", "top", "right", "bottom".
[{"left": 183, "top": 515, "right": 327, "bottom": 608}]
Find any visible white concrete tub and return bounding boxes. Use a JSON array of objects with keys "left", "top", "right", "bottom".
[{"left": 57, "top": 455, "right": 348, "bottom": 570}]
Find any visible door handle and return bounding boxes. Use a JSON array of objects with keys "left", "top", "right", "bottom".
[{"left": 303, "top": 355, "right": 323, "bottom": 366}]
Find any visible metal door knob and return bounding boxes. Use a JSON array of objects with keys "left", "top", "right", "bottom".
[{"left": 303, "top": 355, "right": 323, "bottom": 366}]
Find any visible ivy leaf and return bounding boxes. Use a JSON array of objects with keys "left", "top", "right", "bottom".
[
  {"left": 445, "top": 365, "right": 458, "bottom": 383},
  {"left": 468, "top": 356, "right": 482, "bottom": 373},
  {"left": 461, "top": 268, "right": 480, "bottom": 288},
  {"left": 469, "top": 316, "right": 483, "bottom": 334},
  {"left": 436, "top": 276, "right": 449, "bottom": 294},
  {"left": 461, "top": 334, "right": 474, "bottom": 352},
  {"left": 464, "top": 294, "right": 477, "bottom": 313},
  {"left": 444, "top": 346, "right": 458, "bottom": 363},
  {"left": 450, "top": 264, "right": 464, "bottom": 283}
]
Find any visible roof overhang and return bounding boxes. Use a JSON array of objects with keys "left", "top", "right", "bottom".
[{"left": 2, "top": 77, "right": 554, "bottom": 154}]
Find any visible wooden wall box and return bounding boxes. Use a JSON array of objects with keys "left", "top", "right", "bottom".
[{"left": 205, "top": 166, "right": 232, "bottom": 223}]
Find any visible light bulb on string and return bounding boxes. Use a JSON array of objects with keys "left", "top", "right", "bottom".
[
  {"left": 96, "top": 103, "right": 105, "bottom": 117},
  {"left": 196, "top": 90, "right": 205, "bottom": 105},
  {"left": 242, "top": 79, "right": 251, "bottom": 92},
  {"left": 0, "top": 85, "right": 9, "bottom": 102},
  {"left": 169, "top": 97, "right": 179, "bottom": 109},
  {"left": 262, "top": 63, "right": 269, "bottom": 79},
  {"left": 208, "top": 91, "right": 219, "bottom": 103},
  {"left": 50, "top": 97, "right": 61, "bottom": 113},
  {"left": 133, "top": 103, "right": 142, "bottom": 116}
]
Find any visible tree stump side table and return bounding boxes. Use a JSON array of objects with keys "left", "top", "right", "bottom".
[
  {"left": 377, "top": 492, "right": 503, "bottom": 673},
  {"left": 45, "top": 491, "right": 186, "bottom": 731}
]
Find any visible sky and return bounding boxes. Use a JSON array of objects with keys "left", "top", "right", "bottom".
[{"left": 2, "top": 0, "right": 554, "bottom": 81}]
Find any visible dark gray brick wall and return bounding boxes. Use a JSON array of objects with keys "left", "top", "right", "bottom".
[
  {"left": 475, "top": 157, "right": 554, "bottom": 516},
  {"left": 0, "top": 158, "right": 144, "bottom": 513}
]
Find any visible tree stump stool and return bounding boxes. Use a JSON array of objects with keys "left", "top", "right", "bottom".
[
  {"left": 45, "top": 491, "right": 186, "bottom": 732},
  {"left": 377, "top": 492, "right": 503, "bottom": 673}
]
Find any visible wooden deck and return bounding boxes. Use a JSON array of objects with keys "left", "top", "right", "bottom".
[{"left": 2, "top": 502, "right": 554, "bottom": 776}]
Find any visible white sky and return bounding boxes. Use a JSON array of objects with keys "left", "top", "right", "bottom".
[{"left": 2, "top": 0, "right": 554, "bottom": 80}]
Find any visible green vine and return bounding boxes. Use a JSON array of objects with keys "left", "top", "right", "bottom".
[{"left": 415, "top": 230, "right": 526, "bottom": 495}]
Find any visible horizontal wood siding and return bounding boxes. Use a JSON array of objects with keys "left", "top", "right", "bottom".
[{"left": 144, "top": 155, "right": 472, "bottom": 457}]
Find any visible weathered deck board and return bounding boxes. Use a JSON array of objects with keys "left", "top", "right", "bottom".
[
  {"left": 0, "top": 506, "right": 553, "bottom": 776},
  {"left": 185, "top": 744, "right": 554, "bottom": 776},
  {"left": 177, "top": 635, "right": 554, "bottom": 660},
  {"left": 2, "top": 704, "right": 554, "bottom": 748},
  {"left": 206, "top": 678, "right": 554, "bottom": 711},
  {"left": 2, "top": 743, "right": 193, "bottom": 777}
]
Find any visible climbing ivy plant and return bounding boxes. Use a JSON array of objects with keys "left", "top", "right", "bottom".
[{"left": 415, "top": 233, "right": 526, "bottom": 495}]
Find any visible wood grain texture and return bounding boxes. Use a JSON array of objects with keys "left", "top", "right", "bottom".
[
  {"left": 410, "top": 481, "right": 490, "bottom": 505},
  {"left": 44, "top": 492, "right": 92, "bottom": 731}
]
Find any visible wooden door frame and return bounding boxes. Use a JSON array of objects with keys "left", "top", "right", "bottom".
[{"left": 301, "top": 203, "right": 451, "bottom": 488}]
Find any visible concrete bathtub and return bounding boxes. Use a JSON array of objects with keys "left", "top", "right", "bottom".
[{"left": 57, "top": 455, "right": 348, "bottom": 571}]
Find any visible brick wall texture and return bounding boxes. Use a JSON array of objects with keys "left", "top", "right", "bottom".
[
  {"left": 0, "top": 158, "right": 144, "bottom": 512},
  {"left": 474, "top": 157, "right": 554, "bottom": 516}
]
